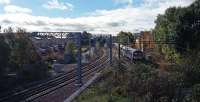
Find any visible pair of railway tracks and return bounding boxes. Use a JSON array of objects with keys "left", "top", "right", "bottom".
[{"left": 0, "top": 51, "right": 109, "bottom": 102}]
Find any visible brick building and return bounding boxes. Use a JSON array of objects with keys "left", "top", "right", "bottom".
[{"left": 133, "top": 31, "right": 155, "bottom": 52}]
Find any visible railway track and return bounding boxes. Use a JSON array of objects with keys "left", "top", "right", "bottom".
[{"left": 0, "top": 50, "right": 109, "bottom": 102}]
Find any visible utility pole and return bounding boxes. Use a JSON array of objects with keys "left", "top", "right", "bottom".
[
  {"left": 109, "top": 35, "right": 112, "bottom": 65},
  {"left": 89, "top": 38, "right": 91, "bottom": 56},
  {"left": 76, "top": 32, "right": 82, "bottom": 87},
  {"left": 118, "top": 37, "right": 122, "bottom": 60},
  {"left": 118, "top": 43, "right": 121, "bottom": 60},
  {"left": 127, "top": 36, "right": 130, "bottom": 46}
]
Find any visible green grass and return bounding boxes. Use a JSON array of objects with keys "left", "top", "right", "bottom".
[
  {"left": 74, "top": 85, "right": 132, "bottom": 102},
  {"left": 73, "top": 67, "right": 132, "bottom": 102}
]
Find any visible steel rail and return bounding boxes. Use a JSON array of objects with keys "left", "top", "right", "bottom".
[
  {"left": 27, "top": 57, "right": 110, "bottom": 102},
  {"left": 0, "top": 52, "right": 102, "bottom": 100},
  {"left": 0, "top": 51, "right": 109, "bottom": 102}
]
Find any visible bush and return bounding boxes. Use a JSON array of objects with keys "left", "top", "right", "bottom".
[
  {"left": 0, "top": 37, "right": 10, "bottom": 74},
  {"left": 117, "top": 62, "right": 178, "bottom": 101},
  {"left": 18, "top": 61, "right": 50, "bottom": 83},
  {"left": 192, "top": 84, "right": 200, "bottom": 102}
]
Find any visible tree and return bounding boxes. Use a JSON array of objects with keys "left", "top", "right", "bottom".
[
  {"left": 153, "top": 7, "right": 183, "bottom": 42},
  {"left": 82, "top": 31, "right": 92, "bottom": 46},
  {"left": 153, "top": 0, "right": 200, "bottom": 55},
  {"left": 3, "top": 27, "right": 13, "bottom": 33},
  {"left": 0, "top": 36, "right": 10, "bottom": 74},
  {"left": 96, "top": 35, "right": 106, "bottom": 47},
  {"left": 2, "top": 27, "right": 43, "bottom": 71},
  {"left": 0, "top": 27, "right": 50, "bottom": 93},
  {"left": 65, "top": 41, "right": 76, "bottom": 54},
  {"left": 64, "top": 41, "right": 77, "bottom": 63},
  {"left": 175, "top": 0, "right": 200, "bottom": 53},
  {"left": 8, "top": 31, "right": 40, "bottom": 69},
  {"left": 16, "top": 27, "right": 26, "bottom": 33},
  {"left": 117, "top": 31, "right": 135, "bottom": 45}
]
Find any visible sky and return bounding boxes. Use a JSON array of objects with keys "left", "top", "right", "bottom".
[{"left": 0, "top": 0, "right": 195, "bottom": 35}]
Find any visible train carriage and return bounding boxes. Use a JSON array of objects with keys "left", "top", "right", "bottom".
[{"left": 120, "top": 45, "right": 144, "bottom": 60}]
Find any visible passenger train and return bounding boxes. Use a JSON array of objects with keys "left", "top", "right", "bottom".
[{"left": 114, "top": 43, "right": 144, "bottom": 60}]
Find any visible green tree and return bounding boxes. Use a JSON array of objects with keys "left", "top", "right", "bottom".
[
  {"left": 65, "top": 41, "right": 77, "bottom": 63},
  {"left": 0, "top": 36, "right": 10, "bottom": 74},
  {"left": 96, "top": 35, "right": 106, "bottom": 47},
  {"left": 82, "top": 31, "right": 92, "bottom": 46},
  {"left": 117, "top": 31, "right": 134, "bottom": 45},
  {"left": 9, "top": 32, "right": 40, "bottom": 69},
  {"left": 65, "top": 41, "right": 76, "bottom": 54},
  {"left": 153, "top": 0, "right": 200, "bottom": 55},
  {"left": 153, "top": 7, "right": 183, "bottom": 42},
  {"left": 153, "top": 7, "right": 183, "bottom": 53},
  {"left": 175, "top": 0, "right": 200, "bottom": 53}
]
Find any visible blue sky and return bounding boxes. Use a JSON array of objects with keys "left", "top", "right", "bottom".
[
  {"left": 1, "top": 0, "right": 142, "bottom": 17},
  {"left": 0, "top": 0, "right": 195, "bottom": 35}
]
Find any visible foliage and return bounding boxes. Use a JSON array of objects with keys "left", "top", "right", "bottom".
[
  {"left": 153, "top": 7, "right": 182, "bottom": 41},
  {"left": 126, "top": 63, "right": 180, "bottom": 101},
  {"left": 175, "top": 0, "right": 200, "bottom": 53},
  {"left": 153, "top": 7, "right": 183, "bottom": 62},
  {"left": 3, "top": 27, "right": 13, "bottom": 33},
  {"left": 178, "top": 51, "right": 200, "bottom": 87},
  {"left": 18, "top": 61, "right": 49, "bottom": 82},
  {"left": 82, "top": 31, "right": 92, "bottom": 46},
  {"left": 76, "top": 60, "right": 179, "bottom": 102},
  {"left": 153, "top": 0, "right": 200, "bottom": 61},
  {"left": 116, "top": 31, "right": 135, "bottom": 45},
  {"left": 65, "top": 41, "right": 76, "bottom": 54},
  {"left": 0, "top": 27, "right": 50, "bottom": 93},
  {"left": 74, "top": 65, "right": 132, "bottom": 102},
  {"left": 192, "top": 84, "right": 200, "bottom": 102},
  {"left": 8, "top": 32, "right": 41, "bottom": 70},
  {"left": 75, "top": 54, "right": 200, "bottom": 102},
  {"left": 0, "top": 36, "right": 10, "bottom": 74},
  {"left": 96, "top": 36, "right": 106, "bottom": 47},
  {"left": 65, "top": 41, "right": 77, "bottom": 63},
  {"left": 153, "top": 2, "right": 200, "bottom": 101}
]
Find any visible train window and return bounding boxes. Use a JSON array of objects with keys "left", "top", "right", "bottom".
[{"left": 134, "top": 51, "right": 143, "bottom": 56}]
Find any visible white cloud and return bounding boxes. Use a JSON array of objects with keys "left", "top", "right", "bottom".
[
  {"left": 43, "top": 0, "right": 73, "bottom": 11},
  {"left": 142, "top": 0, "right": 194, "bottom": 8},
  {"left": 4, "top": 5, "right": 32, "bottom": 14},
  {"left": 0, "top": 0, "right": 195, "bottom": 35},
  {"left": 0, "top": 0, "right": 10, "bottom": 5},
  {"left": 113, "top": 0, "right": 133, "bottom": 6}
]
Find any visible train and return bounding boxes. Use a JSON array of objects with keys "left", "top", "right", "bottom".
[{"left": 114, "top": 43, "right": 144, "bottom": 60}]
